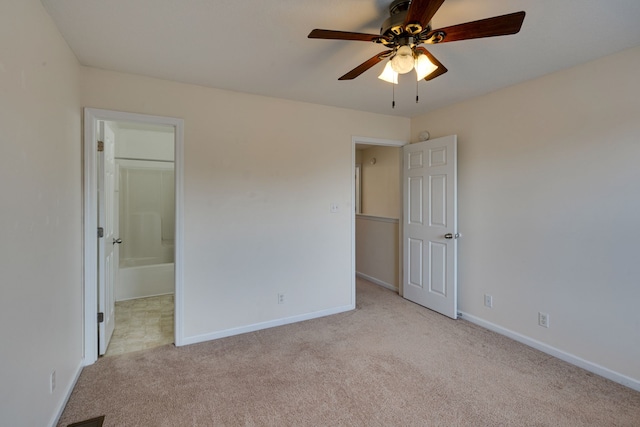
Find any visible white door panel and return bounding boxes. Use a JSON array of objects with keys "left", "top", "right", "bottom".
[
  {"left": 98, "top": 121, "right": 117, "bottom": 355},
  {"left": 403, "top": 135, "right": 458, "bottom": 318}
]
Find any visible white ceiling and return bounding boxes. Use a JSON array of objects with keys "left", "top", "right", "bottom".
[{"left": 41, "top": 0, "right": 640, "bottom": 118}]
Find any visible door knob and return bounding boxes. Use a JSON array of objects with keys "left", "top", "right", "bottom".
[
  {"left": 113, "top": 238, "right": 122, "bottom": 245},
  {"left": 444, "top": 233, "right": 460, "bottom": 239}
]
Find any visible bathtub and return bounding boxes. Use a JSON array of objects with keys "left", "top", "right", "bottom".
[{"left": 117, "top": 261, "right": 174, "bottom": 301}]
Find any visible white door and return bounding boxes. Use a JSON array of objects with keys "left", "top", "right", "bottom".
[
  {"left": 402, "top": 135, "right": 458, "bottom": 318},
  {"left": 97, "top": 121, "right": 118, "bottom": 355}
]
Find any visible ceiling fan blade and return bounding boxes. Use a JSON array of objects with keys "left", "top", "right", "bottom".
[
  {"left": 308, "top": 29, "right": 385, "bottom": 42},
  {"left": 404, "top": 0, "right": 446, "bottom": 28},
  {"left": 414, "top": 47, "right": 448, "bottom": 81},
  {"left": 338, "top": 51, "right": 393, "bottom": 80},
  {"left": 427, "top": 11, "right": 526, "bottom": 43}
]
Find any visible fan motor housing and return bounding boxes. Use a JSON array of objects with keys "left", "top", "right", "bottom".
[
  {"left": 380, "top": 10, "right": 408, "bottom": 37},
  {"left": 389, "top": 0, "right": 410, "bottom": 15},
  {"left": 381, "top": 0, "right": 430, "bottom": 39}
]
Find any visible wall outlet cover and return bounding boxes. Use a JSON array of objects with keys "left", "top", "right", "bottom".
[
  {"left": 538, "top": 312, "right": 550, "bottom": 328},
  {"left": 484, "top": 294, "right": 493, "bottom": 308}
]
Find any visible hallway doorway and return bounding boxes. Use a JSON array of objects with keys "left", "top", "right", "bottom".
[{"left": 351, "top": 136, "right": 406, "bottom": 301}]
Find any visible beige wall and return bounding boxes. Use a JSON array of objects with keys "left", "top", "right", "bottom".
[
  {"left": 361, "top": 145, "right": 401, "bottom": 219},
  {"left": 411, "top": 46, "right": 640, "bottom": 383},
  {"left": 81, "top": 67, "right": 410, "bottom": 339},
  {"left": 355, "top": 216, "right": 399, "bottom": 290},
  {"left": 0, "top": 1, "right": 82, "bottom": 426}
]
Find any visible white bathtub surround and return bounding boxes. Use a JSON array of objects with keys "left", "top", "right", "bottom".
[
  {"left": 117, "top": 263, "right": 175, "bottom": 301},
  {"left": 118, "top": 158, "right": 175, "bottom": 266},
  {"left": 116, "top": 154, "right": 175, "bottom": 301},
  {"left": 127, "top": 212, "right": 173, "bottom": 263}
]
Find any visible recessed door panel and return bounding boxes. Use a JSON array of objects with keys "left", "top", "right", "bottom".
[
  {"left": 408, "top": 151, "right": 424, "bottom": 169},
  {"left": 429, "top": 147, "right": 447, "bottom": 167},
  {"left": 429, "top": 241, "right": 447, "bottom": 296},
  {"left": 429, "top": 174, "right": 446, "bottom": 227},
  {"left": 408, "top": 176, "right": 424, "bottom": 225},
  {"left": 408, "top": 238, "right": 423, "bottom": 289}
]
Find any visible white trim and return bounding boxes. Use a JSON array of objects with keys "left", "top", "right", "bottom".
[
  {"left": 355, "top": 163, "right": 362, "bottom": 214},
  {"left": 116, "top": 292, "right": 174, "bottom": 302},
  {"left": 460, "top": 312, "right": 640, "bottom": 392},
  {"left": 356, "top": 214, "right": 399, "bottom": 224},
  {"left": 352, "top": 136, "right": 407, "bottom": 147},
  {"left": 356, "top": 272, "right": 398, "bottom": 293},
  {"left": 351, "top": 135, "right": 407, "bottom": 301},
  {"left": 173, "top": 115, "right": 185, "bottom": 347},
  {"left": 351, "top": 141, "right": 356, "bottom": 310},
  {"left": 181, "top": 304, "right": 354, "bottom": 346},
  {"left": 116, "top": 159, "right": 174, "bottom": 170},
  {"left": 82, "top": 108, "right": 185, "bottom": 364},
  {"left": 49, "top": 359, "right": 83, "bottom": 427}
]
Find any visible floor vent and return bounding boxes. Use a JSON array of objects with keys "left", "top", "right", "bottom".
[{"left": 67, "top": 415, "right": 105, "bottom": 427}]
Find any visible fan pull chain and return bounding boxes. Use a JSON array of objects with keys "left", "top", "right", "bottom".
[
  {"left": 392, "top": 83, "right": 395, "bottom": 109},
  {"left": 416, "top": 80, "right": 419, "bottom": 103}
]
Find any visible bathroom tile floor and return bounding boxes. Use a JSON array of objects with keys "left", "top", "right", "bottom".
[{"left": 104, "top": 294, "right": 174, "bottom": 357}]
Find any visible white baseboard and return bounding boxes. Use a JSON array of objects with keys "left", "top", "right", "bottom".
[
  {"left": 356, "top": 272, "right": 398, "bottom": 292},
  {"left": 459, "top": 311, "right": 640, "bottom": 392},
  {"left": 181, "top": 304, "right": 355, "bottom": 346},
  {"left": 50, "top": 359, "right": 84, "bottom": 427}
]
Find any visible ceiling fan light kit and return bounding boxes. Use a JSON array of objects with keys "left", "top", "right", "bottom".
[
  {"left": 378, "top": 48, "right": 438, "bottom": 84},
  {"left": 378, "top": 62, "right": 399, "bottom": 84},
  {"left": 414, "top": 52, "right": 438, "bottom": 80},
  {"left": 390, "top": 45, "right": 415, "bottom": 74},
  {"left": 308, "top": 0, "right": 525, "bottom": 106}
]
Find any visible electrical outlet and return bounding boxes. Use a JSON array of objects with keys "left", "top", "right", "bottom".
[
  {"left": 50, "top": 370, "right": 56, "bottom": 394},
  {"left": 330, "top": 203, "right": 339, "bottom": 213},
  {"left": 538, "top": 312, "right": 550, "bottom": 328},
  {"left": 484, "top": 294, "right": 493, "bottom": 308},
  {"left": 278, "top": 293, "right": 285, "bottom": 304}
]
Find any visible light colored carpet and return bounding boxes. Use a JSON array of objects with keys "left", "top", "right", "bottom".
[{"left": 59, "top": 279, "right": 640, "bottom": 426}]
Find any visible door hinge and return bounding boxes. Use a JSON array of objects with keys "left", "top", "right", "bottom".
[
  {"left": 98, "top": 227, "right": 104, "bottom": 238},
  {"left": 97, "top": 140, "right": 104, "bottom": 152},
  {"left": 97, "top": 312, "right": 104, "bottom": 323}
]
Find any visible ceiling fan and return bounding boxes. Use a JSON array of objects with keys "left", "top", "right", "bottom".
[{"left": 308, "top": 0, "right": 525, "bottom": 84}]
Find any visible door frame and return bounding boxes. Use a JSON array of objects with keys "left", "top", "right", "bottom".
[
  {"left": 351, "top": 136, "right": 408, "bottom": 301},
  {"left": 83, "top": 108, "right": 185, "bottom": 365}
]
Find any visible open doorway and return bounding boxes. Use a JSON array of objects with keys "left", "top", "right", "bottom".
[
  {"left": 352, "top": 135, "right": 459, "bottom": 319},
  {"left": 352, "top": 136, "right": 406, "bottom": 298},
  {"left": 83, "top": 109, "right": 184, "bottom": 365},
  {"left": 103, "top": 120, "right": 176, "bottom": 356}
]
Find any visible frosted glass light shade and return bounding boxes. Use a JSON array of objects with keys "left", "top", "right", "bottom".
[
  {"left": 378, "top": 61, "right": 398, "bottom": 84},
  {"left": 415, "top": 53, "right": 438, "bottom": 80},
  {"left": 390, "top": 45, "right": 414, "bottom": 74}
]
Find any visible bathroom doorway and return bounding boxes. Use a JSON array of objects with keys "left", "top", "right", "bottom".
[
  {"left": 103, "top": 120, "right": 176, "bottom": 356},
  {"left": 83, "top": 108, "right": 184, "bottom": 365}
]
